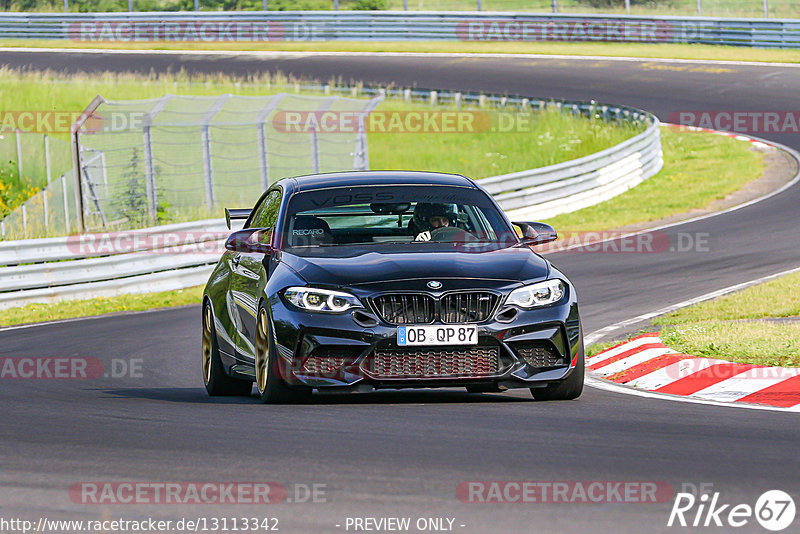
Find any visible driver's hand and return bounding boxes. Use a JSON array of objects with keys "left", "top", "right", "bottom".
[{"left": 415, "top": 231, "right": 431, "bottom": 242}]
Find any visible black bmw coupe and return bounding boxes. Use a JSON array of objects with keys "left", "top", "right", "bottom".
[{"left": 202, "top": 171, "right": 584, "bottom": 403}]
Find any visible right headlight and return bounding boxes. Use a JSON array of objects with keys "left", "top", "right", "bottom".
[{"left": 506, "top": 279, "right": 565, "bottom": 309}]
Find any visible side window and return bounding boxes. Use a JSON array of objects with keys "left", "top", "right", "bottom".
[{"left": 250, "top": 190, "right": 281, "bottom": 229}]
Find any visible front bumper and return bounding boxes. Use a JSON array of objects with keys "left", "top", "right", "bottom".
[{"left": 270, "top": 295, "right": 582, "bottom": 391}]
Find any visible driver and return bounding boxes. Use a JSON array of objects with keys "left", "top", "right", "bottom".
[{"left": 414, "top": 203, "right": 457, "bottom": 241}]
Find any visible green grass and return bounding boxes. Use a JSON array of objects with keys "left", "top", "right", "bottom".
[
  {"left": 0, "top": 285, "right": 204, "bottom": 327},
  {"left": 659, "top": 321, "right": 800, "bottom": 367},
  {"left": 654, "top": 270, "right": 800, "bottom": 324},
  {"left": 4, "top": 39, "right": 799, "bottom": 64},
  {"left": 369, "top": 103, "right": 641, "bottom": 178},
  {"left": 542, "top": 126, "right": 764, "bottom": 232}
]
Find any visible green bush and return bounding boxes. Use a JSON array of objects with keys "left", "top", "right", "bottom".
[{"left": 348, "top": 0, "right": 387, "bottom": 10}]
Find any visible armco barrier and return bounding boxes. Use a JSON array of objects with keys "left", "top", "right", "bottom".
[
  {"left": 1, "top": 12, "right": 799, "bottom": 48},
  {"left": 0, "top": 88, "right": 661, "bottom": 310}
]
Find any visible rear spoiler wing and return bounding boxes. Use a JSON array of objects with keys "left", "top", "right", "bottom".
[{"left": 225, "top": 208, "right": 251, "bottom": 229}]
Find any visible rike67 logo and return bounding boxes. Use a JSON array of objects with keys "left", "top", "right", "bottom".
[{"left": 668, "top": 489, "right": 795, "bottom": 531}]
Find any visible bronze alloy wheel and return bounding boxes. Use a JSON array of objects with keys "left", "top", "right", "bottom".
[
  {"left": 255, "top": 308, "right": 270, "bottom": 395},
  {"left": 202, "top": 304, "right": 214, "bottom": 386}
]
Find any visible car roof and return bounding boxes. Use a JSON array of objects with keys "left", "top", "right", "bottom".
[{"left": 279, "top": 171, "right": 477, "bottom": 192}]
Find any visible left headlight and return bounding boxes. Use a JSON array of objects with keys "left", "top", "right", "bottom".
[
  {"left": 283, "top": 286, "right": 363, "bottom": 313},
  {"left": 506, "top": 279, "right": 565, "bottom": 309}
]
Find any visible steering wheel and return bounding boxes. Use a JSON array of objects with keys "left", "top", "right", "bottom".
[{"left": 429, "top": 226, "right": 478, "bottom": 243}]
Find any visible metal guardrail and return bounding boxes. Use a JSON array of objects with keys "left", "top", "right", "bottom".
[
  {"left": 0, "top": 12, "right": 799, "bottom": 48},
  {"left": 0, "top": 88, "right": 661, "bottom": 310}
]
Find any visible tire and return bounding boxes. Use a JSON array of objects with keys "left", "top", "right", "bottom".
[
  {"left": 254, "top": 304, "right": 312, "bottom": 404},
  {"left": 530, "top": 350, "right": 584, "bottom": 401},
  {"left": 202, "top": 302, "right": 253, "bottom": 397}
]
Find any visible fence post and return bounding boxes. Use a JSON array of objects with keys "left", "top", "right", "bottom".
[
  {"left": 476, "top": 0, "right": 481, "bottom": 11},
  {"left": 255, "top": 93, "right": 286, "bottom": 191},
  {"left": 354, "top": 95, "right": 384, "bottom": 171},
  {"left": 44, "top": 135, "right": 51, "bottom": 234},
  {"left": 200, "top": 125, "right": 215, "bottom": 209},
  {"left": 310, "top": 124, "right": 320, "bottom": 174},
  {"left": 71, "top": 131, "right": 86, "bottom": 233},
  {"left": 552, "top": 0, "right": 558, "bottom": 13},
  {"left": 199, "top": 94, "right": 231, "bottom": 210},
  {"left": 763, "top": 0, "right": 768, "bottom": 17},
  {"left": 142, "top": 126, "right": 158, "bottom": 219},
  {"left": 71, "top": 95, "right": 105, "bottom": 234},
  {"left": 403, "top": 0, "right": 407, "bottom": 9},
  {"left": 625, "top": 0, "right": 630, "bottom": 13},
  {"left": 263, "top": 0, "right": 267, "bottom": 9},
  {"left": 194, "top": 0, "right": 199, "bottom": 9},
  {"left": 15, "top": 128, "right": 23, "bottom": 182},
  {"left": 62, "top": 175, "right": 70, "bottom": 234},
  {"left": 257, "top": 123, "right": 270, "bottom": 190},
  {"left": 697, "top": 0, "right": 702, "bottom": 16},
  {"left": 63, "top": 0, "right": 68, "bottom": 12}
]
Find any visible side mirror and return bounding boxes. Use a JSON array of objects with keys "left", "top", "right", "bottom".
[
  {"left": 513, "top": 221, "right": 558, "bottom": 246},
  {"left": 225, "top": 208, "right": 252, "bottom": 230},
  {"left": 225, "top": 228, "right": 273, "bottom": 254}
]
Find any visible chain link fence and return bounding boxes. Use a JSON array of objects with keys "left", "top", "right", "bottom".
[
  {"left": 0, "top": 91, "right": 382, "bottom": 238},
  {"left": 0, "top": 131, "right": 76, "bottom": 240}
]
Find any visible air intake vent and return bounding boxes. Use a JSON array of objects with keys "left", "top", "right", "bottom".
[
  {"left": 511, "top": 341, "right": 568, "bottom": 369},
  {"left": 366, "top": 347, "right": 500, "bottom": 379}
]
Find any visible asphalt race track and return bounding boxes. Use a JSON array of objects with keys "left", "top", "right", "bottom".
[{"left": 1, "top": 50, "right": 799, "bottom": 533}]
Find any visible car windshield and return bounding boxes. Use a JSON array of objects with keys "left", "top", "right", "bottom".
[{"left": 283, "top": 185, "right": 514, "bottom": 248}]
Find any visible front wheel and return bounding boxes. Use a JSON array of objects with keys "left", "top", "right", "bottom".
[
  {"left": 530, "top": 351, "right": 584, "bottom": 401},
  {"left": 202, "top": 303, "right": 253, "bottom": 397},
  {"left": 255, "top": 305, "right": 311, "bottom": 404}
]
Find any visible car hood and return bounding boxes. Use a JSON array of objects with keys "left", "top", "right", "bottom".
[{"left": 279, "top": 244, "right": 550, "bottom": 288}]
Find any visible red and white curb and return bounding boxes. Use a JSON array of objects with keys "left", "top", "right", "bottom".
[{"left": 589, "top": 333, "right": 800, "bottom": 411}]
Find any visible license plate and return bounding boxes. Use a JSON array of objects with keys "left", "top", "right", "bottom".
[{"left": 397, "top": 325, "right": 478, "bottom": 346}]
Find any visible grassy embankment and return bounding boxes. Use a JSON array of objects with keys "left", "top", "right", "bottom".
[{"left": 588, "top": 271, "right": 800, "bottom": 368}]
